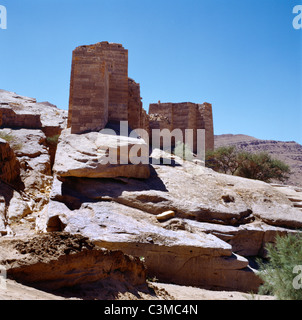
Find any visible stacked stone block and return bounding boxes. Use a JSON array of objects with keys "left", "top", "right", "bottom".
[
  {"left": 67, "top": 41, "right": 214, "bottom": 155},
  {"left": 198, "top": 103, "right": 214, "bottom": 153},
  {"left": 148, "top": 102, "right": 214, "bottom": 153},
  {"left": 68, "top": 42, "right": 128, "bottom": 134}
]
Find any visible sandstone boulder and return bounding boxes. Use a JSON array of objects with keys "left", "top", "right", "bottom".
[
  {"left": 0, "top": 181, "right": 34, "bottom": 236},
  {"left": 50, "top": 152, "right": 302, "bottom": 229},
  {"left": 53, "top": 128, "right": 150, "bottom": 179},
  {"left": 0, "top": 89, "right": 67, "bottom": 136},
  {"left": 0, "top": 137, "right": 20, "bottom": 185},
  {"left": 44, "top": 148, "right": 302, "bottom": 292},
  {"left": 164, "top": 218, "right": 298, "bottom": 257},
  {"left": 43, "top": 199, "right": 261, "bottom": 292},
  {"left": 0, "top": 232, "right": 147, "bottom": 295}
]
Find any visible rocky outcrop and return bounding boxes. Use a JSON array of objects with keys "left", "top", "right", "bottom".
[
  {"left": 53, "top": 128, "right": 150, "bottom": 179},
  {"left": 1, "top": 87, "right": 301, "bottom": 297},
  {"left": 0, "top": 137, "right": 20, "bottom": 185},
  {"left": 43, "top": 198, "right": 261, "bottom": 292},
  {"left": 0, "top": 90, "right": 67, "bottom": 236},
  {"left": 0, "top": 232, "right": 146, "bottom": 294},
  {"left": 44, "top": 148, "right": 302, "bottom": 292},
  {"left": 0, "top": 128, "right": 53, "bottom": 218},
  {"left": 0, "top": 89, "right": 67, "bottom": 137}
]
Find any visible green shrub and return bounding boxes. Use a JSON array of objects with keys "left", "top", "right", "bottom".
[
  {"left": 0, "top": 132, "right": 22, "bottom": 151},
  {"left": 205, "top": 146, "right": 290, "bottom": 183},
  {"left": 236, "top": 152, "right": 290, "bottom": 183},
  {"left": 206, "top": 146, "right": 239, "bottom": 175},
  {"left": 0, "top": 132, "right": 14, "bottom": 143},
  {"left": 46, "top": 134, "right": 60, "bottom": 145},
  {"left": 257, "top": 234, "right": 302, "bottom": 300}
]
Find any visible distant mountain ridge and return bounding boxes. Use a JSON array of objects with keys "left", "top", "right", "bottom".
[{"left": 214, "top": 134, "right": 302, "bottom": 188}]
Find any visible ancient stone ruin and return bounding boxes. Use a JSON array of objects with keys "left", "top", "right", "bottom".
[
  {"left": 68, "top": 42, "right": 148, "bottom": 134},
  {"left": 67, "top": 41, "right": 214, "bottom": 154},
  {"left": 1, "top": 42, "right": 302, "bottom": 298},
  {"left": 149, "top": 102, "right": 214, "bottom": 153}
]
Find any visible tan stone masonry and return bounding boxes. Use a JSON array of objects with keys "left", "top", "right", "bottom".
[{"left": 67, "top": 41, "right": 214, "bottom": 154}]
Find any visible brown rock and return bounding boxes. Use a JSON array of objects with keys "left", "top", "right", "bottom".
[
  {"left": 0, "top": 137, "right": 20, "bottom": 185},
  {"left": 0, "top": 232, "right": 146, "bottom": 292}
]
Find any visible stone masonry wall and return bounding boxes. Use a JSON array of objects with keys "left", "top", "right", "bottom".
[
  {"left": 198, "top": 103, "right": 214, "bottom": 153},
  {"left": 68, "top": 42, "right": 128, "bottom": 134},
  {"left": 67, "top": 41, "right": 214, "bottom": 153},
  {"left": 149, "top": 102, "right": 214, "bottom": 153},
  {"left": 128, "top": 78, "right": 142, "bottom": 130}
]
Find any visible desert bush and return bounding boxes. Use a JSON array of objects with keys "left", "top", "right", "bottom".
[
  {"left": 257, "top": 234, "right": 302, "bottom": 300},
  {"left": 236, "top": 152, "right": 290, "bottom": 183},
  {"left": 46, "top": 134, "right": 60, "bottom": 145},
  {"left": 205, "top": 147, "right": 290, "bottom": 183},
  {"left": 206, "top": 146, "right": 239, "bottom": 175},
  {"left": 0, "top": 132, "right": 22, "bottom": 151},
  {"left": 0, "top": 132, "right": 14, "bottom": 143}
]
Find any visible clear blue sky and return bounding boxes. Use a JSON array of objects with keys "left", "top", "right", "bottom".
[{"left": 0, "top": 0, "right": 301, "bottom": 143}]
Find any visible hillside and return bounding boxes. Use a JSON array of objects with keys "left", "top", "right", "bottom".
[
  {"left": 1, "top": 90, "right": 302, "bottom": 300},
  {"left": 215, "top": 134, "right": 302, "bottom": 188}
]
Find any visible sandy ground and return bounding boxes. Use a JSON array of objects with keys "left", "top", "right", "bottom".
[
  {"left": 152, "top": 283, "right": 274, "bottom": 300},
  {"left": 0, "top": 279, "right": 274, "bottom": 300}
]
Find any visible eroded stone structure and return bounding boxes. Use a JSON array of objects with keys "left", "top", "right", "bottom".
[
  {"left": 67, "top": 41, "right": 214, "bottom": 153},
  {"left": 68, "top": 42, "right": 128, "bottom": 133},
  {"left": 68, "top": 42, "right": 147, "bottom": 134},
  {"left": 148, "top": 102, "right": 214, "bottom": 153}
]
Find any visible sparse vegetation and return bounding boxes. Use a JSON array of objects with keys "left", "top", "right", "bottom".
[
  {"left": 236, "top": 152, "right": 290, "bottom": 183},
  {"left": 0, "top": 132, "right": 23, "bottom": 151},
  {"left": 257, "top": 234, "right": 302, "bottom": 300},
  {"left": 206, "top": 146, "right": 290, "bottom": 183},
  {"left": 0, "top": 132, "right": 14, "bottom": 143},
  {"left": 46, "top": 134, "right": 60, "bottom": 146},
  {"left": 206, "top": 146, "right": 239, "bottom": 175}
]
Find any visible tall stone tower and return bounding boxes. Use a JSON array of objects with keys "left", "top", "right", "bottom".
[{"left": 68, "top": 42, "right": 128, "bottom": 134}]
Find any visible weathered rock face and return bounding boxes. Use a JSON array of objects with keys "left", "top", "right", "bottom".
[
  {"left": 1, "top": 86, "right": 301, "bottom": 296},
  {"left": 45, "top": 149, "right": 302, "bottom": 292},
  {"left": 0, "top": 233, "right": 146, "bottom": 293},
  {"left": 0, "top": 137, "right": 20, "bottom": 185},
  {"left": 0, "top": 90, "right": 67, "bottom": 236},
  {"left": 0, "top": 128, "right": 53, "bottom": 217},
  {"left": 0, "top": 89, "right": 67, "bottom": 137},
  {"left": 51, "top": 152, "right": 302, "bottom": 229},
  {"left": 53, "top": 128, "right": 150, "bottom": 179},
  {"left": 44, "top": 199, "right": 261, "bottom": 292}
]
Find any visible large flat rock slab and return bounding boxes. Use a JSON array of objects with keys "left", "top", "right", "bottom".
[
  {"left": 44, "top": 199, "right": 261, "bottom": 292},
  {"left": 53, "top": 128, "right": 150, "bottom": 179},
  {"left": 0, "top": 232, "right": 146, "bottom": 292}
]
